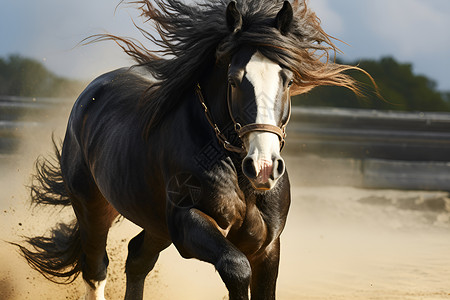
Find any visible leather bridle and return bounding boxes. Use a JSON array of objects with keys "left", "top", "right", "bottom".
[{"left": 195, "top": 83, "right": 291, "bottom": 154}]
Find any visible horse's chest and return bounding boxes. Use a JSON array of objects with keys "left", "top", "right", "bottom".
[
  {"left": 228, "top": 205, "right": 273, "bottom": 256},
  {"left": 209, "top": 195, "right": 272, "bottom": 256}
]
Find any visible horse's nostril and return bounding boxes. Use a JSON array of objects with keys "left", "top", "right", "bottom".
[
  {"left": 242, "top": 157, "right": 257, "bottom": 179},
  {"left": 273, "top": 158, "right": 285, "bottom": 179}
]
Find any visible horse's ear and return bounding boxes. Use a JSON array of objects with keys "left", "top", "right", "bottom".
[
  {"left": 276, "top": 1, "right": 293, "bottom": 35},
  {"left": 226, "top": 1, "right": 242, "bottom": 33}
]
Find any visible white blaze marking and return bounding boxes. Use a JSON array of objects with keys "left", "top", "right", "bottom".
[
  {"left": 245, "top": 52, "right": 282, "bottom": 125},
  {"left": 244, "top": 52, "right": 282, "bottom": 184}
]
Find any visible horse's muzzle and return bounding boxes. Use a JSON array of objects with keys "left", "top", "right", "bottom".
[
  {"left": 241, "top": 131, "right": 286, "bottom": 190},
  {"left": 242, "top": 154, "right": 285, "bottom": 190}
]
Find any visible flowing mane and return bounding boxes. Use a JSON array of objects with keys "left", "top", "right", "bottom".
[{"left": 87, "top": 0, "right": 364, "bottom": 131}]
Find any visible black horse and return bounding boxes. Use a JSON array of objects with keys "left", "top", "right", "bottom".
[{"left": 17, "top": 1, "right": 363, "bottom": 299}]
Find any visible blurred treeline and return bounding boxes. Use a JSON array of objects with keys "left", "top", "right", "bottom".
[
  {"left": 1, "top": 54, "right": 449, "bottom": 112},
  {"left": 0, "top": 54, "right": 86, "bottom": 98},
  {"left": 293, "top": 57, "right": 450, "bottom": 112}
]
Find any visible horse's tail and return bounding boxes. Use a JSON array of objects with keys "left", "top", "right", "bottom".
[
  {"left": 29, "top": 138, "right": 71, "bottom": 207},
  {"left": 12, "top": 139, "right": 83, "bottom": 284}
]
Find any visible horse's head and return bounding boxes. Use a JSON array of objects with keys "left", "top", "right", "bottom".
[
  {"left": 224, "top": 2, "right": 294, "bottom": 191},
  {"left": 228, "top": 46, "right": 292, "bottom": 191}
]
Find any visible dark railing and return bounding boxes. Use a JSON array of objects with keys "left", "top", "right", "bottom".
[
  {"left": 286, "top": 107, "right": 450, "bottom": 162},
  {"left": 2, "top": 96, "right": 450, "bottom": 160},
  {"left": 2, "top": 96, "right": 450, "bottom": 190},
  {"left": 0, "top": 96, "right": 71, "bottom": 154},
  {"left": 285, "top": 107, "right": 450, "bottom": 190}
]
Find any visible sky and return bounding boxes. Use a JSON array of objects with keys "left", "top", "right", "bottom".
[{"left": 1, "top": 0, "right": 449, "bottom": 91}]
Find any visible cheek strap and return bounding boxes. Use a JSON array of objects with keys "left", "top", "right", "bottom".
[{"left": 196, "top": 83, "right": 290, "bottom": 154}]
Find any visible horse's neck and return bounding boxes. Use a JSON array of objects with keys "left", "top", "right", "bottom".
[{"left": 199, "top": 66, "right": 230, "bottom": 129}]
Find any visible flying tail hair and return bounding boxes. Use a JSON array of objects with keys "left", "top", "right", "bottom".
[{"left": 11, "top": 137, "right": 83, "bottom": 284}]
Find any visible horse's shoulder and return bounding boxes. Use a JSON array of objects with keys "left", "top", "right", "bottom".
[
  {"left": 125, "top": 65, "right": 159, "bottom": 83},
  {"left": 90, "top": 66, "right": 157, "bottom": 90}
]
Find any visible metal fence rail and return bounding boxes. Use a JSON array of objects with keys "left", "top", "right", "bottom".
[
  {"left": 285, "top": 107, "right": 450, "bottom": 190},
  {"left": 1, "top": 96, "right": 450, "bottom": 190},
  {"left": 2, "top": 96, "right": 450, "bottom": 161},
  {"left": 0, "top": 96, "right": 71, "bottom": 154},
  {"left": 286, "top": 107, "right": 450, "bottom": 162}
]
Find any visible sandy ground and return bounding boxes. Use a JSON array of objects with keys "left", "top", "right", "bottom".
[{"left": 1, "top": 113, "right": 450, "bottom": 299}]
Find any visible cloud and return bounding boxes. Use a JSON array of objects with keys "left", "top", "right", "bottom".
[
  {"left": 307, "top": 0, "right": 344, "bottom": 34},
  {"left": 1, "top": 0, "right": 144, "bottom": 80},
  {"left": 364, "top": 0, "right": 450, "bottom": 58},
  {"left": 307, "top": 0, "right": 450, "bottom": 90},
  {"left": 2, "top": 0, "right": 449, "bottom": 90}
]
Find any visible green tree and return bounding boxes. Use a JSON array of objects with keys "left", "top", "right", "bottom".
[
  {"left": 293, "top": 57, "right": 450, "bottom": 112},
  {"left": 0, "top": 54, "right": 85, "bottom": 97}
]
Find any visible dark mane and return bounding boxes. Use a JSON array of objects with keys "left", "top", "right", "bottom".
[{"left": 86, "top": 0, "right": 367, "bottom": 133}]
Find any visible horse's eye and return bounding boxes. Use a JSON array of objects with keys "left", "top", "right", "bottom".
[
  {"left": 229, "top": 78, "right": 237, "bottom": 88},
  {"left": 287, "top": 79, "right": 294, "bottom": 88}
]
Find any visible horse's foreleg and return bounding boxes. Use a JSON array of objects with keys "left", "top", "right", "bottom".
[
  {"left": 124, "top": 230, "right": 170, "bottom": 300},
  {"left": 170, "top": 208, "right": 251, "bottom": 300},
  {"left": 249, "top": 238, "right": 281, "bottom": 300}
]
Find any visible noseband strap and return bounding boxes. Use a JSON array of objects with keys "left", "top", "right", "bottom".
[
  {"left": 237, "top": 123, "right": 286, "bottom": 141},
  {"left": 195, "top": 83, "right": 290, "bottom": 153}
]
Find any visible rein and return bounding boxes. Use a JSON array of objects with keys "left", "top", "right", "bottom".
[{"left": 195, "top": 83, "right": 290, "bottom": 154}]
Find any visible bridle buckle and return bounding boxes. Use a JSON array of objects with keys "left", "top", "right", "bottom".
[{"left": 196, "top": 82, "right": 291, "bottom": 154}]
